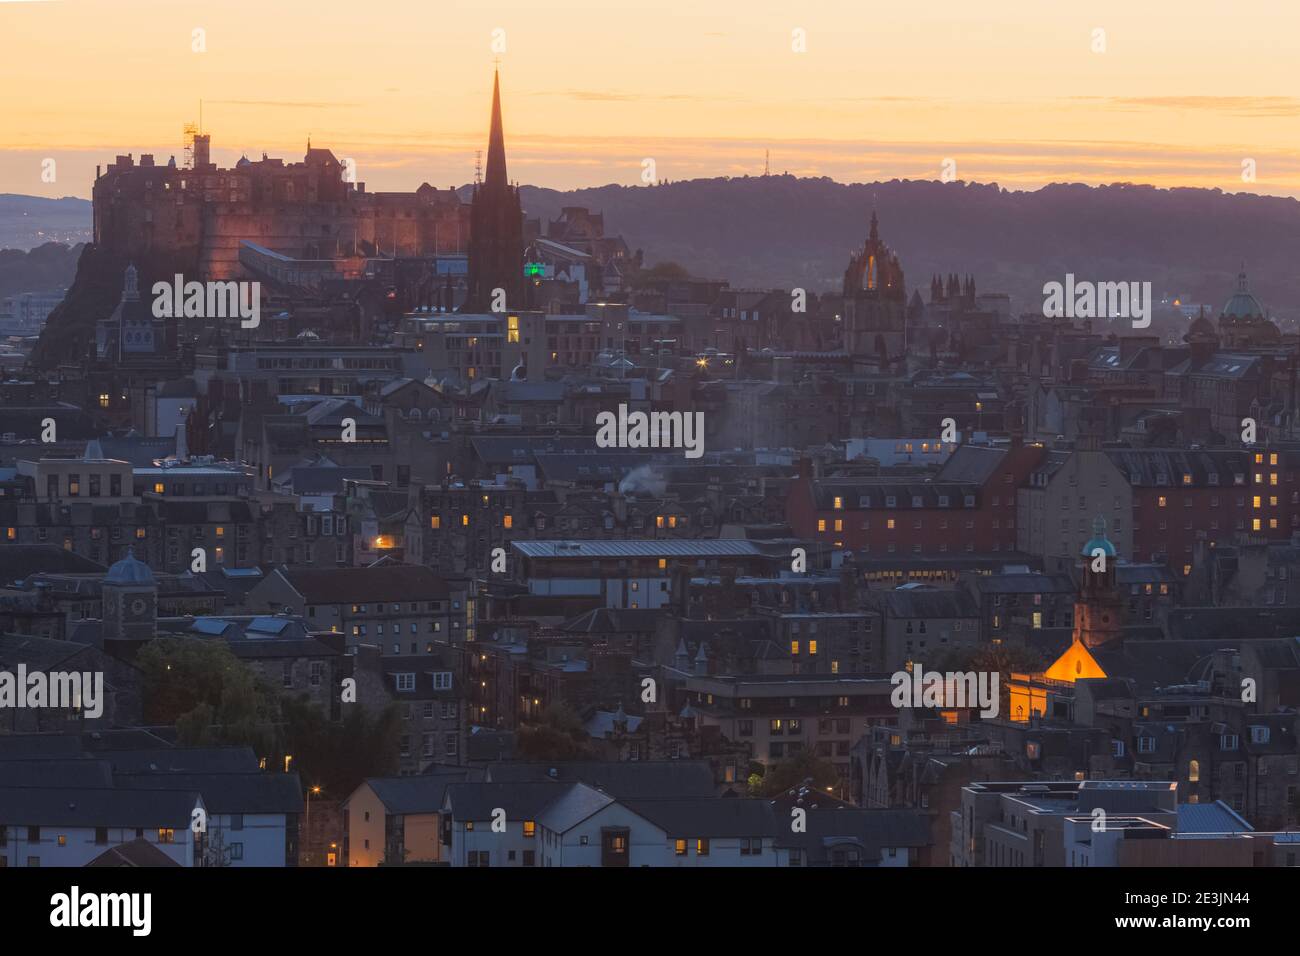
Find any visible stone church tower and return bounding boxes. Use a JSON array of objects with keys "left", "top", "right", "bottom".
[{"left": 465, "top": 69, "right": 525, "bottom": 313}]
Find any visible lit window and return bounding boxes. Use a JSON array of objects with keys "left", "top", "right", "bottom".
[
  {"left": 817, "top": 519, "right": 826, "bottom": 532},
  {"left": 154, "top": 482, "right": 165, "bottom": 494},
  {"left": 98, "top": 393, "right": 110, "bottom": 409},
  {"left": 503, "top": 514, "right": 513, "bottom": 529},
  {"left": 658, "top": 559, "right": 667, "bottom": 569},
  {"left": 507, "top": 315, "right": 520, "bottom": 344},
  {"left": 1157, "top": 496, "right": 1167, "bottom": 508},
  {"left": 215, "top": 526, "right": 225, "bottom": 537},
  {"left": 675, "top": 839, "right": 687, "bottom": 856},
  {"left": 523, "top": 820, "right": 536, "bottom": 838},
  {"left": 833, "top": 496, "right": 843, "bottom": 510},
  {"left": 431, "top": 515, "right": 441, "bottom": 529},
  {"left": 135, "top": 528, "right": 146, "bottom": 539},
  {"left": 461, "top": 514, "right": 469, "bottom": 527},
  {"left": 808, "top": 640, "right": 818, "bottom": 655},
  {"left": 790, "top": 641, "right": 800, "bottom": 655}
]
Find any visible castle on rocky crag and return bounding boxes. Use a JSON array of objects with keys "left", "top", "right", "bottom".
[{"left": 91, "top": 131, "right": 469, "bottom": 280}]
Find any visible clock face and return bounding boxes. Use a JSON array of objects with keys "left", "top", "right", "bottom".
[{"left": 129, "top": 597, "right": 148, "bottom": 617}]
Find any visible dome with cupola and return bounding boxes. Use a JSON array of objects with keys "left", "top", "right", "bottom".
[
  {"left": 105, "top": 546, "right": 156, "bottom": 586},
  {"left": 1081, "top": 515, "right": 1116, "bottom": 558},
  {"left": 1221, "top": 270, "right": 1266, "bottom": 322}
]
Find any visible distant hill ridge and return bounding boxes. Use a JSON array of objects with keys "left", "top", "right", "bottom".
[
  {"left": 16, "top": 176, "right": 1300, "bottom": 367},
  {"left": 512, "top": 177, "right": 1300, "bottom": 316}
]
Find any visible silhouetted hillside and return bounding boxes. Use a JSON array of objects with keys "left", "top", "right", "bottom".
[
  {"left": 0, "top": 242, "right": 81, "bottom": 299},
  {"left": 517, "top": 178, "right": 1300, "bottom": 317}
]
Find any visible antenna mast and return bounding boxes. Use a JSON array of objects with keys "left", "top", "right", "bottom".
[{"left": 183, "top": 123, "right": 199, "bottom": 169}]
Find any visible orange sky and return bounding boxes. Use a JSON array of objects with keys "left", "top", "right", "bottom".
[{"left": 2, "top": 0, "right": 1298, "bottom": 199}]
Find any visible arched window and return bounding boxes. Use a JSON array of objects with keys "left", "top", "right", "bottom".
[{"left": 1188, "top": 759, "right": 1200, "bottom": 783}]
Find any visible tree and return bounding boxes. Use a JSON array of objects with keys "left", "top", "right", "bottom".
[
  {"left": 630, "top": 260, "right": 691, "bottom": 289},
  {"left": 139, "top": 636, "right": 401, "bottom": 789},
  {"left": 752, "top": 749, "right": 839, "bottom": 797},
  {"left": 137, "top": 637, "right": 247, "bottom": 725},
  {"left": 516, "top": 703, "right": 593, "bottom": 762},
  {"left": 280, "top": 694, "right": 401, "bottom": 798}
]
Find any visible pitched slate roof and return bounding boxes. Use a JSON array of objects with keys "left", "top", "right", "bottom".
[
  {"left": 874, "top": 587, "right": 979, "bottom": 618},
  {"left": 622, "top": 797, "right": 778, "bottom": 837},
  {"left": 442, "top": 781, "right": 570, "bottom": 821},
  {"left": 513, "top": 540, "right": 763, "bottom": 559},
  {"left": 363, "top": 769, "right": 482, "bottom": 815},
  {"left": 280, "top": 565, "right": 450, "bottom": 603},
  {"left": 935, "top": 445, "right": 1007, "bottom": 485},
  {"left": 102, "top": 747, "right": 260, "bottom": 774},
  {"left": 0, "top": 545, "right": 106, "bottom": 583},
  {"left": 535, "top": 782, "right": 616, "bottom": 833},
  {"left": 1177, "top": 800, "right": 1254, "bottom": 834},
  {"left": 773, "top": 808, "right": 931, "bottom": 863},
  {"left": 482, "top": 760, "right": 716, "bottom": 800},
  {"left": 1105, "top": 449, "right": 1250, "bottom": 488},
  {"left": 114, "top": 772, "right": 304, "bottom": 814},
  {"left": 0, "top": 758, "right": 114, "bottom": 788},
  {"left": 85, "top": 837, "right": 183, "bottom": 867},
  {"left": 0, "top": 786, "right": 199, "bottom": 828}
]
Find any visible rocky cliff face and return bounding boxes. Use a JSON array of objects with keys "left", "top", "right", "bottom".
[{"left": 31, "top": 243, "right": 197, "bottom": 369}]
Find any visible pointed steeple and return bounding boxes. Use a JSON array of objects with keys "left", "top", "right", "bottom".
[
  {"left": 485, "top": 68, "right": 508, "bottom": 190},
  {"left": 868, "top": 208, "right": 879, "bottom": 241}
]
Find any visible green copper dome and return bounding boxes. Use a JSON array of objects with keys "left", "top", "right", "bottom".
[
  {"left": 1221, "top": 270, "right": 1266, "bottom": 322},
  {"left": 1081, "top": 515, "right": 1116, "bottom": 558}
]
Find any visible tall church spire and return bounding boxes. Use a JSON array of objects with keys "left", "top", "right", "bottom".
[
  {"left": 466, "top": 68, "right": 525, "bottom": 313},
  {"left": 485, "top": 68, "right": 508, "bottom": 190}
]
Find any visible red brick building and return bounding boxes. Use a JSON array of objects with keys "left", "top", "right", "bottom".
[
  {"left": 786, "top": 443, "right": 1044, "bottom": 556},
  {"left": 1109, "top": 447, "right": 1300, "bottom": 573}
]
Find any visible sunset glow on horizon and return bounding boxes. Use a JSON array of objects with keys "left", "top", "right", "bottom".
[{"left": 2, "top": 0, "right": 1298, "bottom": 199}]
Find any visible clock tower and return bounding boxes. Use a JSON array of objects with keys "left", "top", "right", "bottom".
[
  {"left": 103, "top": 546, "right": 157, "bottom": 643},
  {"left": 1075, "top": 516, "right": 1124, "bottom": 649}
]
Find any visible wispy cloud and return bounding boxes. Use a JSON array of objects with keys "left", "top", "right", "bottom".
[
  {"left": 1069, "top": 96, "right": 1300, "bottom": 118},
  {"left": 204, "top": 99, "right": 363, "bottom": 111},
  {"left": 526, "top": 90, "right": 722, "bottom": 103}
]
